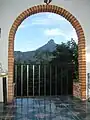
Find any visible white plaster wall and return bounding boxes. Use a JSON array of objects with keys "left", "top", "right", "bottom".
[{"left": 0, "top": 0, "right": 90, "bottom": 102}]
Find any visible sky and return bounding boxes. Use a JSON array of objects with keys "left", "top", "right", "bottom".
[{"left": 14, "top": 12, "right": 78, "bottom": 52}]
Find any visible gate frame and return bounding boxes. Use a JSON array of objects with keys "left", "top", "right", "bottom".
[{"left": 8, "top": 4, "right": 86, "bottom": 103}]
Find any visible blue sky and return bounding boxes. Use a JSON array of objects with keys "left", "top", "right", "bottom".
[{"left": 14, "top": 12, "right": 77, "bottom": 52}]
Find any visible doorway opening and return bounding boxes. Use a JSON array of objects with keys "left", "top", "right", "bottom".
[
  {"left": 14, "top": 12, "right": 78, "bottom": 98},
  {"left": 8, "top": 5, "right": 86, "bottom": 102}
]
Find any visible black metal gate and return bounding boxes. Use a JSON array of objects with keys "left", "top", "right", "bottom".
[{"left": 14, "top": 63, "right": 73, "bottom": 97}]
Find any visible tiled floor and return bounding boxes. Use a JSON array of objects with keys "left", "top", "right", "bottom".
[{"left": 0, "top": 96, "right": 90, "bottom": 120}]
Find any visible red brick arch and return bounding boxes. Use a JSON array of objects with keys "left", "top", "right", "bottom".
[{"left": 8, "top": 4, "right": 86, "bottom": 102}]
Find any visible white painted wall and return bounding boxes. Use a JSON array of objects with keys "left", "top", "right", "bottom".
[{"left": 0, "top": 0, "right": 90, "bottom": 102}]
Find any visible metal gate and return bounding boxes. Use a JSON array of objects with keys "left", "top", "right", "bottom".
[{"left": 14, "top": 63, "right": 73, "bottom": 97}]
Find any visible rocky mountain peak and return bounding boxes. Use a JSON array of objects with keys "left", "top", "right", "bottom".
[{"left": 47, "top": 39, "right": 55, "bottom": 44}]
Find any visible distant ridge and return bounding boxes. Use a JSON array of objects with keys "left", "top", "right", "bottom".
[{"left": 14, "top": 39, "right": 57, "bottom": 63}]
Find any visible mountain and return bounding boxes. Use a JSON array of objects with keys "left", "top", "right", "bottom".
[
  {"left": 36, "top": 39, "right": 56, "bottom": 52},
  {"left": 14, "top": 39, "right": 57, "bottom": 63}
]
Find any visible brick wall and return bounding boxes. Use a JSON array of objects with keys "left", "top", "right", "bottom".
[
  {"left": 8, "top": 4, "right": 86, "bottom": 102},
  {"left": 73, "top": 82, "right": 81, "bottom": 99}
]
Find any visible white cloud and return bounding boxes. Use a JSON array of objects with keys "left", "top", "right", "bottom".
[
  {"left": 44, "top": 28, "right": 77, "bottom": 42},
  {"left": 47, "top": 13, "right": 65, "bottom": 21},
  {"left": 44, "top": 28, "right": 65, "bottom": 36},
  {"left": 31, "top": 13, "right": 65, "bottom": 26},
  {"left": 18, "top": 13, "right": 69, "bottom": 28},
  {"left": 31, "top": 18, "right": 51, "bottom": 25}
]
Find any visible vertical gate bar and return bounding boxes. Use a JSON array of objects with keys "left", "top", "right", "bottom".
[
  {"left": 21, "top": 64, "right": 23, "bottom": 96},
  {"left": 50, "top": 65, "right": 52, "bottom": 96},
  {"left": 39, "top": 65, "right": 40, "bottom": 96},
  {"left": 66, "top": 69, "right": 68, "bottom": 96},
  {"left": 15, "top": 65, "right": 17, "bottom": 97},
  {"left": 33, "top": 65, "right": 35, "bottom": 97},
  {"left": 55, "top": 65, "right": 57, "bottom": 96},
  {"left": 44, "top": 65, "right": 46, "bottom": 96},
  {"left": 27, "top": 65, "right": 29, "bottom": 96},
  {"left": 61, "top": 68, "right": 62, "bottom": 95}
]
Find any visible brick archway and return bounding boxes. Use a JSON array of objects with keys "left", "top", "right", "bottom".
[{"left": 8, "top": 4, "right": 86, "bottom": 102}]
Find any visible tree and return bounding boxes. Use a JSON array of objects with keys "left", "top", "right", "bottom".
[
  {"left": 51, "top": 38, "right": 78, "bottom": 81},
  {"left": 67, "top": 38, "right": 78, "bottom": 80}
]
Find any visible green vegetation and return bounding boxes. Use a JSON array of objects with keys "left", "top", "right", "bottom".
[{"left": 51, "top": 38, "right": 78, "bottom": 82}]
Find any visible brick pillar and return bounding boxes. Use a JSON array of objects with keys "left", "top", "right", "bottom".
[
  {"left": 78, "top": 38, "right": 86, "bottom": 100},
  {"left": 8, "top": 34, "right": 14, "bottom": 103}
]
